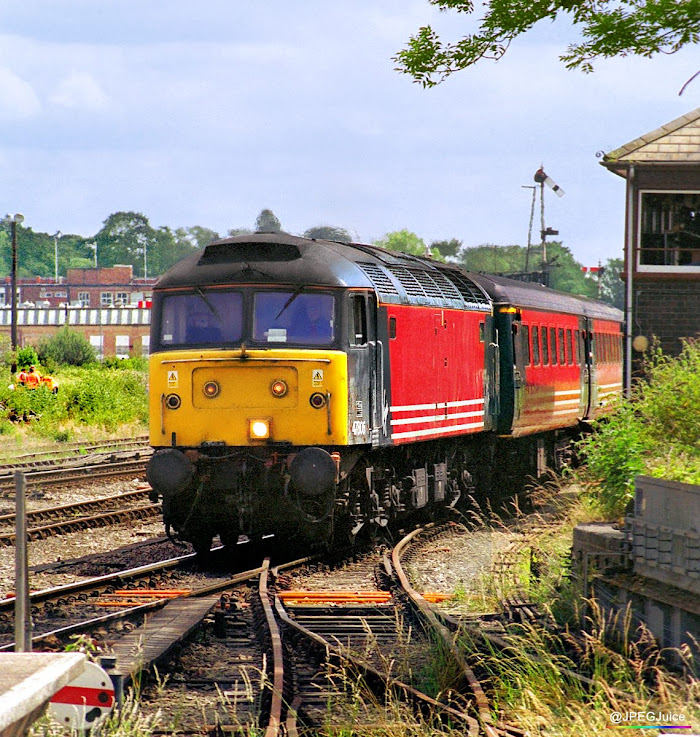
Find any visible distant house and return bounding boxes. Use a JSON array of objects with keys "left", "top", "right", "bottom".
[
  {"left": 0, "top": 265, "right": 155, "bottom": 309},
  {"left": 601, "top": 108, "right": 700, "bottom": 384},
  {"left": 0, "top": 266, "right": 154, "bottom": 358}
]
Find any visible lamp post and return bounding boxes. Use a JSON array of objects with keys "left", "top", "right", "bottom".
[
  {"left": 6, "top": 213, "right": 24, "bottom": 362},
  {"left": 53, "top": 230, "right": 62, "bottom": 283}
]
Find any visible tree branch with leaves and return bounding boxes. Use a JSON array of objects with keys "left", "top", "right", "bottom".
[{"left": 395, "top": 0, "right": 700, "bottom": 86}]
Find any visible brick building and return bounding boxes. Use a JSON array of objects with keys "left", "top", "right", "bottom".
[
  {"left": 0, "top": 306, "right": 151, "bottom": 359},
  {"left": 601, "top": 108, "right": 700, "bottom": 386},
  {"left": 0, "top": 265, "right": 155, "bottom": 309}
]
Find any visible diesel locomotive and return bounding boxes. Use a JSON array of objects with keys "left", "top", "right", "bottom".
[{"left": 146, "top": 233, "right": 623, "bottom": 553}]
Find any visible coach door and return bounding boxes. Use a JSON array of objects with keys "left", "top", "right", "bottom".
[
  {"left": 511, "top": 318, "right": 527, "bottom": 426},
  {"left": 579, "top": 317, "right": 593, "bottom": 419}
]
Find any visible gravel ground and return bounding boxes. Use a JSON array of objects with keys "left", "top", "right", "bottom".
[{"left": 0, "top": 475, "right": 171, "bottom": 596}]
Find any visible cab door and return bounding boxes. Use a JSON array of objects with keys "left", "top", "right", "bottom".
[{"left": 347, "top": 292, "right": 372, "bottom": 445}]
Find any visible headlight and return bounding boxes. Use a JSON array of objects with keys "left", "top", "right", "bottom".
[
  {"left": 165, "top": 393, "right": 181, "bottom": 409},
  {"left": 203, "top": 381, "right": 220, "bottom": 398},
  {"left": 249, "top": 419, "right": 270, "bottom": 440}
]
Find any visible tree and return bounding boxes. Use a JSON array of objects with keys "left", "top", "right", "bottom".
[
  {"left": 459, "top": 242, "right": 597, "bottom": 297},
  {"left": 255, "top": 209, "right": 282, "bottom": 233},
  {"left": 395, "top": 0, "right": 700, "bottom": 85},
  {"left": 429, "top": 238, "right": 462, "bottom": 260},
  {"left": 599, "top": 258, "right": 624, "bottom": 309},
  {"left": 303, "top": 225, "right": 354, "bottom": 242},
  {"left": 227, "top": 227, "right": 253, "bottom": 237},
  {"left": 94, "top": 212, "right": 158, "bottom": 277},
  {"left": 374, "top": 229, "right": 430, "bottom": 257}
]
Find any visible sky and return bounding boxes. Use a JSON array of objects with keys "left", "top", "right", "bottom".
[{"left": 0, "top": 1, "right": 698, "bottom": 269}]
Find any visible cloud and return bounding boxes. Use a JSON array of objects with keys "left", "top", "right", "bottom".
[
  {"left": 0, "top": 67, "right": 41, "bottom": 119},
  {"left": 49, "top": 71, "right": 109, "bottom": 112}
]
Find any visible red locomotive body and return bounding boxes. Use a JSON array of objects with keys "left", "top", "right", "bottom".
[{"left": 385, "top": 304, "right": 489, "bottom": 445}]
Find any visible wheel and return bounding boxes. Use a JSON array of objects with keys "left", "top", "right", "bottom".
[{"left": 191, "top": 534, "right": 213, "bottom": 556}]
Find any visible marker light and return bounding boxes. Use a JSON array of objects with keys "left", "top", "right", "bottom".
[
  {"left": 309, "top": 392, "right": 327, "bottom": 409},
  {"left": 270, "top": 379, "right": 288, "bottom": 398},
  {"left": 203, "top": 381, "right": 220, "bottom": 398},
  {"left": 249, "top": 419, "right": 270, "bottom": 440}
]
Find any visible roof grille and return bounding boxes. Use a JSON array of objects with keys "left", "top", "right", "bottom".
[
  {"left": 357, "top": 263, "right": 400, "bottom": 298},
  {"left": 438, "top": 269, "right": 490, "bottom": 306},
  {"left": 387, "top": 266, "right": 425, "bottom": 298}
]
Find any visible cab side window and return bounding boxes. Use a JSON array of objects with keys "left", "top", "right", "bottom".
[{"left": 349, "top": 294, "right": 367, "bottom": 346}]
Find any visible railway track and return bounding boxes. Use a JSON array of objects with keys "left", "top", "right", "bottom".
[
  {"left": 0, "top": 455, "right": 149, "bottom": 494},
  {"left": 0, "top": 435, "right": 150, "bottom": 468},
  {"left": 0, "top": 487, "right": 159, "bottom": 547},
  {"left": 14, "top": 517, "right": 593, "bottom": 735}
]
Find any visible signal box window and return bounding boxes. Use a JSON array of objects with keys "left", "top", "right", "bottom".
[
  {"left": 254, "top": 291, "right": 334, "bottom": 345},
  {"left": 349, "top": 295, "right": 367, "bottom": 346},
  {"left": 159, "top": 290, "right": 242, "bottom": 346},
  {"left": 639, "top": 191, "right": 700, "bottom": 270}
]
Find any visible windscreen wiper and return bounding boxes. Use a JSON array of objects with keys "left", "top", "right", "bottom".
[
  {"left": 195, "top": 287, "right": 224, "bottom": 324},
  {"left": 275, "top": 284, "right": 306, "bottom": 320}
]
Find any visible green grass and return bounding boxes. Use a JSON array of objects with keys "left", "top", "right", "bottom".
[{"left": 0, "top": 363, "right": 148, "bottom": 442}]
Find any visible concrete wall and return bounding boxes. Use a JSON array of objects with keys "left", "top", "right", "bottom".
[{"left": 627, "top": 475, "right": 700, "bottom": 595}]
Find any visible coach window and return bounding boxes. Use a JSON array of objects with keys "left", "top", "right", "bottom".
[
  {"left": 349, "top": 294, "right": 367, "bottom": 346},
  {"left": 541, "top": 327, "right": 549, "bottom": 365},
  {"left": 522, "top": 325, "right": 530, "bottom": 365},
  {"left": 532, "top": 326, "right": 540, "bottom": 365},
  {"left": 549, "top": 327, "right": 557, "bottom": 365},
  {"left": 479, "top": 322, "right": 484, "bottom": 342},
  {"left": 558, "top": 328, "right": 565, "bottom": 365},
  {"left": 389, "top": 316, "right": 397, "bottom": 339},
  {"left": 566, "top": 329, "right": 573, "bottom": 365}
]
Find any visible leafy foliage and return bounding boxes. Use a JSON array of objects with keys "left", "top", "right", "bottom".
[
  {"left": 16, "top": 346, "right": 39, "bottom": 369},
  {"left": 579, "top": 340, "right": 700, "bottom": 516},
  {"left": 255, "top": 208, "right": 283, "bottom": 233},
  {"left": 303, "top": 225, "right": 354, "bottom": 242},
  {"left": 395, "top": 0, "right": 700, "bottom": 85},
  {"left": 373, "top": 229, "right": 432, "bottom": 257},
  {"left": 460, "top": 242, "right": 599, "bottom": 298},
  {"left": 0, "top": 364, "right": 148, "bottom": 431},
  {"left": 429, "top": 238, "right": 462, "bottom": 259},
  {"left": 37, "top": 327, "right": 96, "bottom": 367}
]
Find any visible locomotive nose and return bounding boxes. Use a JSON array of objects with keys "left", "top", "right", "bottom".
[{"left": 147, "top": 449, "right": 194, "bottom": 496}]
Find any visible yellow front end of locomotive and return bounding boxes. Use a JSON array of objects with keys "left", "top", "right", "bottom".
[{"left": 149, "top": 348, "right": 349, "bottom": 448}]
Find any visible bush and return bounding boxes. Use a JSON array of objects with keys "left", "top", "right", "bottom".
[
  {"left": 579, "top": 339, "right": 700, "bottom": 517},
  {"left": 16, "top": 346, "right": 39, "bottom": 369},
  {"left": 61, "top": 367, "right": 148, "bottom": 427},
  {"left": 37, "top": 327, "right": 96, "bottom": 366}
]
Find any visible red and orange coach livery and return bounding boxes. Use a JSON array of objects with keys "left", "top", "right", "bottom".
[{"left": 146, "top": 233, "right": 623, "bottom": 553}]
